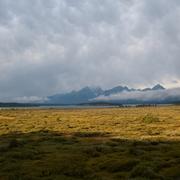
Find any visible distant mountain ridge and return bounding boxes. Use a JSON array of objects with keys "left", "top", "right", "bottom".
[
  {"left": 142, "top": 84, "right": 165, "bottom": 91},
  {"left": 48, "top": 87, "right": 103, "bottom": 104},
  {"left": 47, "top": 84, "right": 166, "bottom": 104}
]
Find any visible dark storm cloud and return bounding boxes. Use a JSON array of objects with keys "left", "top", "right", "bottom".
[{"left": 0, "top": 0, "right": 180, "bottom": 100}]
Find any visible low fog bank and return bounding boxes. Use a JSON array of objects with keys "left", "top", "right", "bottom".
[{"left": 92, "top": 88, "right": 180, "bottom": 103}]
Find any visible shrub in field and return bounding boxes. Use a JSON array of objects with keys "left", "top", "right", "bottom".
[
  {"left": 130, "top": 163, "right": 162, "bottom": 179},
  {"left": 142, "top": 114, "right": 159, "bottom": 123},
  {"left": 99, "top": 158, "right": 139, "bottom": 172}
]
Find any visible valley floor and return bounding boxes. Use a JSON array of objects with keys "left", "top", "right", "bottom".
[{"left": 0, "top": 106, "right": 180, "bottom": 179}]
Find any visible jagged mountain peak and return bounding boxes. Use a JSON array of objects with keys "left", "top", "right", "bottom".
[
  {"left": 78, "top": 86, "right": 103, "bottom": 94},
  {"left": 142, "top": 84, "right": 165, "bottom": 91},
  {"left": 152, "top": 84, "right": 165, "bottom": 90},
  {"left": 103, "top": 85, "right": 131, "bottom": 96}
]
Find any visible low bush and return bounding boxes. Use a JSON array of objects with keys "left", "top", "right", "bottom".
[
  {"left": 130, "top": 163, "right": 162, "bottom": 179},
  {"left": 99, "top": 158, "right": 139, "bottom": 172},
  {"left": 142, "top": 114, "right": 160, "bottom": 123}
]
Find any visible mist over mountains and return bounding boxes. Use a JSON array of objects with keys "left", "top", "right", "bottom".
[
  {"left": 1, "top": 84, "right": 180, "bottom": 105},
  {"left": 46, "top": 84, "right": 180, "bottom": 105}
]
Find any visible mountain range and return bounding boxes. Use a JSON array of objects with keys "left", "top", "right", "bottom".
[{"left": 47, "top": 84, "right": 167, "bottom": 105}]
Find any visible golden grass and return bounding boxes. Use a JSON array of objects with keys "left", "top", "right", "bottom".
[
  {"left": 0, "top": 106, "right": 180, "bottom": 140},
  {"left": 0, "top": 106, "right": 180, "bottom": 179}
]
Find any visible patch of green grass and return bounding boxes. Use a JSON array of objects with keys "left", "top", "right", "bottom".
[
  {"left": 142, "top": 113, "right": 160, "bottom": 123},
  {"left": 0, "top": 131, "right": 180, "bottom": 179}
]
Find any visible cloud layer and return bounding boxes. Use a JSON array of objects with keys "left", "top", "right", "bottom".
[
  {"left": 0, "top": 0, "right": 180, "bottom": 100},
  {"left": 93, "top": 88, "right": 180, "bottom": 103}
]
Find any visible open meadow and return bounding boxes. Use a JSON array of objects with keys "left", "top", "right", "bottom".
[{"left": 0, "top": 106, "right": 180, "bottom": 179}]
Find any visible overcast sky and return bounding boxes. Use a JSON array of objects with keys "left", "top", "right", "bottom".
[{"left": 0, "top": 0, "right": 180, "bottom": 100}]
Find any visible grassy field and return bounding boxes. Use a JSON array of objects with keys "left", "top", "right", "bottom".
[{"left": 0, "top": 106, "right": 180, "bottom": 179}]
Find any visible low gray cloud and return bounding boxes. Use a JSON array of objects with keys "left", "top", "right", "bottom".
[
  {"left": 0, "top": 0, "right": 180, "bottom": 101},
  {"left": 93, "top": 88, "right": 180, "bottom": 102},
  {"left": 12, "top": 96, "right": 48, "bottom": 103}
]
